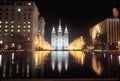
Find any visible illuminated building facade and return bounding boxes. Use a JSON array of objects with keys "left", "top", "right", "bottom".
[
  {"left": 38, "top": 17, "right": 45, "bottom": 38},
  {"left": 0, "top": 1, "right": 40, "bottom": 49},
  {"left": 51, "top": 19, "right": 69, "bottom": 50},
  {"left": 89, "top": 18, "right": 120, "bottom": 50}
]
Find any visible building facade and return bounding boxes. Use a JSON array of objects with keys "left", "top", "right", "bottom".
[
  {"left": 89, "top": 18, "right": 120, "bottom": 50},
  {"left": 51, "top": 19, "right": 69, "bottom": 50},
  {"left": 0, "top": 1, "right": 40, "bottom": 49}
]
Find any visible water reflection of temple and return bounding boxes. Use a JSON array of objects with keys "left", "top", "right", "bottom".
[{"left": 51, "top": 51, "right": 69, "bottom": 73}]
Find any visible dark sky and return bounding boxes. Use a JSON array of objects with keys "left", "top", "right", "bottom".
[{"left": 33, "top": 0, "right": 120, "bottom": 42}]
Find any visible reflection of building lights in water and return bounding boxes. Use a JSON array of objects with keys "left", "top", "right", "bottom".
[
  {"left": 16, "top": 63, "right": 19, "bottom": 74},
  {"left": 92, "top": 55, "right": 103, "bottom": 76},
  {"left": 12, "top": 53, "right": 14, "bottom": 64},
  {"left": 69, "top": 51, "right": 85, "bottom": 65},
  {"left": 27, "top": 64, "right": 30, "bottom": 77},
  {"left": 3, "top": 60, "right": 6, "bottom": 77},
  {"left": 9, "top": 64, "right": 12, "bottom": 77},
  {"left": 118, "top": 56, "right": 120, "bottom": 65},
  {"left": 0, "top": 55, "right": 1, "bottom": 66},
  {"left": 57, "top": 51, "right": 62, "bottom": 73},
  {"left": 35, "top": 53, "right": 38, "bottom": 66},
  {"left": 51, "top": 51, "right": 56, "bottom": 71},
  {"left": 64, "top": 51, "right": 69, "bottom": 71},
  {"left": 33, "top": 51, "right": 50, "bottom": 67},
  {"left": 111, "top": 55, "right": 113, "bottom": 60},
  {"left": 104, "top": 53, "right": 106, "bottom": 58}
]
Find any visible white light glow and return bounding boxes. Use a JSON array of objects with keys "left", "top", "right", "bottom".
[
  {"left": 0, "top": 40, "right": 3, "bottom": 44},
  {"left": 18, "top": 8, "right": 21, "bottom": 12},
  {"left": 28, "top": 2, "right": 32, "bottom": 6}
]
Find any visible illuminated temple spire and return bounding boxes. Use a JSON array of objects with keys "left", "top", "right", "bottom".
[
  {"left": 58, "top": 19, "right": 62, "bottom": 32},
  {"left": 64, "top": 25, "right": 68, "bottom": 33},
  {"left": 52, "top": 25, "right": 55, "bottom": 33}
]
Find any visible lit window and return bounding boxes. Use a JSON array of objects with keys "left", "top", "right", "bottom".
[
  {"left": 28, "top": 37, "right": 30, "bottom": 40},
  {"left": 11, "top": 34, "right": 13, "bottom": 36},
  {"left": 17, "top": 29, "right": 20, "bottom": 32},
  {"left": 5, "top": 21, "right": 8, "bottom": 24},
  {"left": 0, "top": 40, "right": 3, "bottom": 44},
  {"left": 28, "top": 29, "right": 30, "bottom": 32},
  {"left": 28, "top": 3, "right": 32, "bottom": 6},
  {"left": 5, "top": 25, "right": 8, "bottom": 28},
  {"left": 18, "top": 8, "right": 21, "bottom": 12},
  {"left": 28, "top": 22, "right": 30, "bottom": 24},
  {"left": 0, "top": 21, "right": 2, "bottom": 24},
  {"left": 11, "top": 29, "right": 14, "bottom": 32},
  {"left": 28, "top": 25, "right": 30, "bottom": 28},
  {"left": 5, "top": 29, "right": 8, "bottom": 32},
  {"left": 23, "top": 26, "right": 26, "bottom": 28},
  {"left": 11, "top": 21, "right": 14, "bottom": 24},
  {"left": 0, "top": 25, "right": 1, "bottom": 28},
  {"left": 11, "top": 25, "right": 14, "bottom": 28},
  {"left": 18, "top": 25, "right": 20, "bottom": 28}
]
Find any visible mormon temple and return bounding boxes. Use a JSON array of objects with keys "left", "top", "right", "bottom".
[{"left": 51, "top": 19, "right": 69, "bottom": 50}]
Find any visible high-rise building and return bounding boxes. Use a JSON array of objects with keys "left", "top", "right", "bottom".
[
  {"left": 51, "top": 19, "right": 69, "bottom": 50},
  {"left": 0, "top": 1, "right": 40, "bottom": 49}
]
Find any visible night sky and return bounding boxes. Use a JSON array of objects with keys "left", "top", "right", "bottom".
[
  {"left": 8, "top": 0, "right": 120, "bottom": 42},
  {"left": 34, "top": 0, "right": 119, "bottom": 42}
]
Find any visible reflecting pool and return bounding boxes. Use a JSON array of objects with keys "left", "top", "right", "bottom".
[{"left": 0, "top": 50, "right": 120, "bottom": 79}]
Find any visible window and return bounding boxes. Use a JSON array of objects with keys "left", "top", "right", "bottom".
[
  {"left": 11, "top": 21, "right": 14, "bottom": 24},
  {"left": 6, "top": 13, "right": 8, "bottom": 15},
  {"left": 17, "top": 8, "right": 21, "bottom": 12},
  {"left": 28, "top": 22, "right": 30, "bottom": 24},
  {"left": 28, "top": 29, "right": 30, "bottom": 32},
  {"left": 12, "top": 9, "right": 14, "bottom": 11},
  {"left": 28, "top": 25, "right": 30, "bottom": 28},
  {"left": 5, "top": 25, "right": 8, "bottom": 28},
  {"left": 24, "top": 22, "right": 26, "bottom": 24},
  {"left": 5, "top": 33, "right": 8, "bottom": 36},
  {"left": 0, "top": 21, "right": 2, "bottom": 24},
  {"left": 27, "top": 37, "right": 30, "bottom": 40},
  {"left": 0, "top": 25, "right": 1, "bottom": 28},
  {"left": 10, "top": 34, "right": 13, "bottom": 36},
  {"left": 23, "top": 30, "right": 26, "bottom": 32},
  {"left": 5, "top": 21, "right": 8, "bottom": 24},
  {"left": 18, "top": 25, "right": 20, "bottom": 28},
  {"left": 5, "top": 29, "right": 8, "bottom": 32},
  {"left": 6, "top": 8, "right": 8, "bottom": 11},
  {"left": 23, "top": 26, "right": 26, "bottom": 28},
  {"left": 11, "top": 25, "right": 14, "bottom": 28},
  {"left": 28, "top": 2, "right": 32, "bottom": 6},
  {"left": 17, "top": 29, "right": 20, "bottom": 32},
  {"left": 12, "top": 13, "right": 14, "bottom": 15},
  {"left": 11, "top": 29, "right": 14, "bottom": 32}
]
